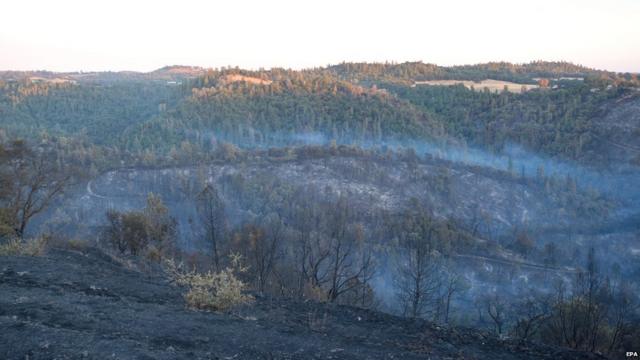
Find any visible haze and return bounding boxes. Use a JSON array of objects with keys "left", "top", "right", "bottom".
[{"left": 1, "top": 0, "right": 639, "bottom": 72}]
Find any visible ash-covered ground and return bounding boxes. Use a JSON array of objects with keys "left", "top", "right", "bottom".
[
  {"left": 30, "top": 151, "right": 640, "bottom": 321},
  {"left": 40, "top": 153, "right": 617, "bottom": 247},
  {"left": 0, "top": 248, "right": 605, "bottom": 360}
]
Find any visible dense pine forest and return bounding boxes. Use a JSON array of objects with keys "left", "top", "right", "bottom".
[{"left": 1, "top": 61, "right": 638, "bottom": 169}]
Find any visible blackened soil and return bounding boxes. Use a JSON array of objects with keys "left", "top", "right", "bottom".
[{"left": 0, "top": 248, "right": 605, "bottom": 360}]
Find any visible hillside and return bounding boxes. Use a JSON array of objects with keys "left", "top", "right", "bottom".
[
  {"left": 1, "top": 61, "right": 639, "bottom": 166},
  {"left": 120, "top": 70, "right": 443, "bottom": 154},
  {"left": 0, "top": 248, "right": 604, "bottom": 360},
  {"left": 2, "top": 62, "right": 640, "bottom": 359},
  {"left": 2, "top": 61, "right": 638, "bottom": 168},
  {"left": 327, "top": 61, "right": 606, "bottom": 84},
  {"left": 0, "top": 66, "right": 205, "bottom": 83}
]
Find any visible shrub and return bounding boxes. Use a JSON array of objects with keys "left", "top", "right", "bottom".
[
  {"left": 0, "top": 236, "right": 48, "bottom": 256},
  {"left": 303, "top": 281, "right": 328, "bottom": 302},
  {"left": 182, "top": 269, "right": 252, "bottom": 311},
  {"left": 164, "top": 254, "right": 253, "bottom": 311},
  {"left": 144, "top": 244, "right": 164, "bottom": 262},
  {"left": 103, "top": 193, "right": 176, "bottom": 258},
  {"left": 64, "top": 238, "right": 90, "bottom": 251}
]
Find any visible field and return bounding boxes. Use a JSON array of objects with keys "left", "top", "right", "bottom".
[{"left": 414, "top": 79, "right": 539, "bottom": 93}]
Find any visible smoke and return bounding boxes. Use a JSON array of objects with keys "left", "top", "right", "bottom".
[{"left": 186, "top": 127, "right": 640, "bottom": 219}]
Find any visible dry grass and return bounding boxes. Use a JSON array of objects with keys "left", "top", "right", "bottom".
[
  {"left": 0, "top": 236, "right": 49, "bottom": 257},
  {"left": 414, "top": 79, "right": 538, "bottom": 93},
  {"left": 27, "top": 76, "right": 75, "bottom": 84},
  {"left": 164, "top": 254, "right": 253, "bottom": 311},
  {"left": 221, "top": 74, "right": 273, "bottom": 85},
  {"left": 65, "top": 239, "right": 90, "bottom": 251},
  {"left": 303, "top": 281, "right": 328, "bottom": 302},
  {"left": 48, "top": 237, "right": 91, "bottom": 252}
]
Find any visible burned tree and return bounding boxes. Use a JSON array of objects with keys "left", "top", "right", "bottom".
[
  {"left": 511, "top": 293, "right": 551, "bottom": 343},
  {"left": 325, "top": 198, "right": 376, "bottom": 303},
  {"left": 539, "top": 247, "right": 639, "bottom": 355},
  {"left": 292, "top": 194, "right": 376, "bottom": 304},
  {"left": 439, "top": 264, "right": 468, "bottom": 324},
  {"left": 394, "top": 210, "right": 442, "bottom": 319},
  {"left": 103, "top": 194, "right": 176, "bottom": 257},
  {"left": 197, "top": 184, "right": 226, "bottom": 271},
  {"left": 485, "top": 293, "right": 507, "bottom": 336},
  {"left": 143, "top": 193, "right": 177, "bottom": 257},
  {"left": 236, "top": 213, "right": 284, "bottom": 294},
  {"left": 291, "top": 189, "right": 324, "bottom": 298},
  {"left": 0, "top": 140, "right": 69, "bottom": 240}
]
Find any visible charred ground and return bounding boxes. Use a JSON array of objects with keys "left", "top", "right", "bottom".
[{"left": 0, "top": 248, "right": 604, "bottom": 360}]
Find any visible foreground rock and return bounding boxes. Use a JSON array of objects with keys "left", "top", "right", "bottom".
[{"left": 0, "top": 248, "right": 604, "bottom": 360}]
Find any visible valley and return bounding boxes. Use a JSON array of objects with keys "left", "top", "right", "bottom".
[{"left": 2, "top": 61, "right": 639, "bottom": 358}]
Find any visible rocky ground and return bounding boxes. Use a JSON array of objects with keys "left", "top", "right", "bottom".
[{"left": 0, "top": 248, "right": 606, "bottom": 360}]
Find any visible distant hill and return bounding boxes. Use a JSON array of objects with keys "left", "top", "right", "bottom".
[
  {"left": 1, "top": 61, "right": 638, "bottom": 167},
  {"left": 0, "top": 65, "right": 205, "bottom": 84},
  {"left": 120, "top": 68, "right": 443, "bottom": 153},
  {"left": 148, "top": 65, "right": 206, "bottom": 80},
  {"left": 328, "top": 61, "right": 608, "bottom": 84}
]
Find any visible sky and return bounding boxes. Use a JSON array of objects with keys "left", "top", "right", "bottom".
[{"left": 1, "top": 0, "right": 638, "bottom": 73}]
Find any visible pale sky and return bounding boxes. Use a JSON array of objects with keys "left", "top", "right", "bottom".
[{"left": 1, "top": 0, "right": 638, "bottom": 73}]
